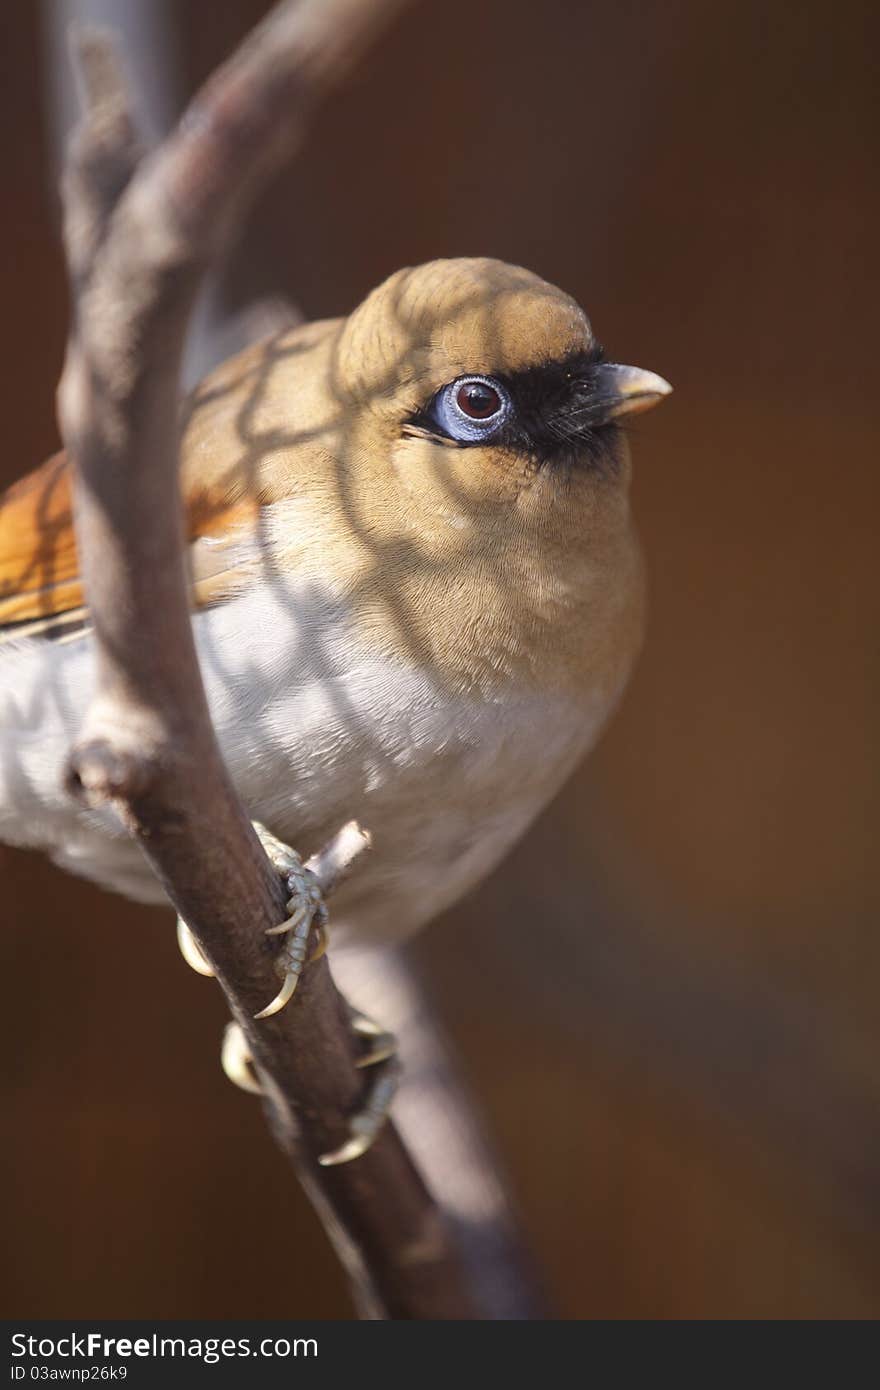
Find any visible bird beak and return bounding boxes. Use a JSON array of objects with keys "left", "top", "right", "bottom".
[{"left": 593, "top": 363, "right": 673, "bottom": 420}]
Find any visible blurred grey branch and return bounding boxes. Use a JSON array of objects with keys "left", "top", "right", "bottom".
[
  {"left": 43, "top": 0, "right": 302, "bottom": 384},
  {"left": 54, "top": 0, "right": 529, "bottom": 1321}
]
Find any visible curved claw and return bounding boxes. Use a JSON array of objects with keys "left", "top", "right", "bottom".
[
  {"left": 349, "top": 1009, "right": 396, "bottom": 1068},
  {"left": 318, "top": 1132, "right": 374, "bottom": 1167},
  {"left": 254, "top": 969, "right": 300, "bottom": 1020},
  {"left": 221, "top": 1022, "right": 262, "bottom": 1095},
  {"left": 355, "top": 1036, "right": 396, "bottom": 1069},
  {"left": 267, "top": 901, "right": 314, "bottom": 938},
  {"left": 176, "top": 917, "right": 215, "bottom": 977},
  {"left": 309, "top": 922, "right": 328, "bottom": 963},
  {"left": 264, "top": 917, "right": 298, "bottom": 937}
]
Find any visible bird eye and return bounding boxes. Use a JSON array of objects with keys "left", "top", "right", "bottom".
[
  {"left": 456, "top": 380, "right": 501, "bottom": 419},
  {"left": 431, "top": 375, "right": 511, "bottom": 442}
]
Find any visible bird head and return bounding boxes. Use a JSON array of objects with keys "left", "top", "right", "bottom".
[
  {"left": 332, "top": 257, "right": 670, "bottom": 542},
  {"left": 175, "top": 257, "right": 671, "bottom": 695}
]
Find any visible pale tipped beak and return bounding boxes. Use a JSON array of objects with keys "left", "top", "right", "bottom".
[{"left": 593, "top": 363, "right": 673, "bottom": 420}]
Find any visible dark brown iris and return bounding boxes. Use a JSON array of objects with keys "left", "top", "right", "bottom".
[{"left": 456, "top": 380, "right": 501, "bottom": 419}]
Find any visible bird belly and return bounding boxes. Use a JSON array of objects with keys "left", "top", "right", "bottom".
[
  {"left": 203, "top": 582, "right": 611, "bottom": 947},
  {"left": 0, "top": 579, "right": 611, "bottom": 940}
]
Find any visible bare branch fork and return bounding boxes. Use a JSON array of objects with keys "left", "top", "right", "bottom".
[{"left": 55, "top": 0, "right": 506, "bottom": 1321}]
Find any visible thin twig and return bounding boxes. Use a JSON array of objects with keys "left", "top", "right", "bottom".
[{"left": 57, "top": 0, "right": 492, "bottom": 1321}]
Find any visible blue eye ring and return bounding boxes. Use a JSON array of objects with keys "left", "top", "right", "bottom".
[{"left": 431, "top": 375, "right": 512, "bottom": 443}]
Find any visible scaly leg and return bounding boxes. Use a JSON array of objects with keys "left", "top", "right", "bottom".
[{"left": 252, "top": 822, "right": 328, "bottom": 1020}]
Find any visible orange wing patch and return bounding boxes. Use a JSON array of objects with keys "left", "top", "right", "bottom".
[
  {"left": 0, "top": 450, "right": 261, "bottom": 634},
  {"left": 0, "top": 452, "right": 82, "bottom": 626}
]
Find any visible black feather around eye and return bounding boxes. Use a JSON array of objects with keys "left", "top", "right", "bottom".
[
  {"left": 410, "top": 345, "right": 623, "bottom": 473},
  {"left": 497, "top": 346, "right": 624, "bottom": 473}
]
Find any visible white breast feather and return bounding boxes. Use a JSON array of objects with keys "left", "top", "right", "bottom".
[{"left": 0, "top": 577, "right": 607, "bottom": 944}]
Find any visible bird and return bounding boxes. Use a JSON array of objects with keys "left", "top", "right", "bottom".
[{"left": 0, "top": 257, "right": 669, "bottom": 1155}]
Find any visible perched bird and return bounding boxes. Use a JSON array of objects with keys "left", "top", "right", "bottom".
[{"left": 0, "top": 257, "right": 669, "bottom": 1025}]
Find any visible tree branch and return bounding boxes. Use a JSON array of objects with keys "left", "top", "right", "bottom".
[{"left": 56, "top": 0, "right": 502, "bottom": 1321}]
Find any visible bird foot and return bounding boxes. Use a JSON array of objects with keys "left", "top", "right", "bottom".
[
  {"left": 251, "top": 822, "right": 328, "bottom": 1020},
  {"left": 220, "top": 1009, "right": 399, "bottom": 1166},
  {"left": 175, "top": 821, "right": 329, "bottom": 1019},
  {"left": 317, "top": 1007, "right": 400, "bottom": 1165},
  {"left": 176, "top": 822, "right": 392, "bottom": 1163}
]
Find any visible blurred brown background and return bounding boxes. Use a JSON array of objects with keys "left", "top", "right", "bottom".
[{"left": 1, "top": 0, "right": 878, "bottom": 1318}]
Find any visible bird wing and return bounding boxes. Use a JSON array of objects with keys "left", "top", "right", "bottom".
[
  {"left": 0, "top": 451, "right": 82, "bottom": 630},
  {"left": 0, "top": 447, "right": 259, "bottom": 640},
  {"left": 0, "top": 319, "right": 340, "bottom": 642}
]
